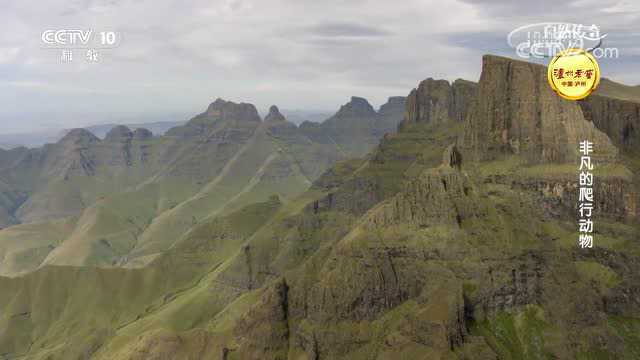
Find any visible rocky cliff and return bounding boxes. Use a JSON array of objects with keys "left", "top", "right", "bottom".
[
  {"left": 579, "top": 94, "right": 640, "bottom": 156},
  {"left": 462, "top": 55, "right": 618, "bottom": 164},
  {"left": 402, "top": 78, "right": 477, "bottom": 128}
]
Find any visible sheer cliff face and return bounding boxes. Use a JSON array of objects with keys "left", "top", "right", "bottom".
[
  {"left": 579, "top": 95, "right": 640, "bottom": 156},
  {"left": 401, "top": 77, "right": 477, "bottom": 132},
  {"left": 462, "top": 55, "right": 618, "bottom": 164},
  {"left": 452, "top": 79, "right": 477, "bottom": 122}
]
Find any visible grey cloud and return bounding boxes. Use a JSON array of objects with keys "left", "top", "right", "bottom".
[
  {"left": 444, "top": 31, "right": 512, "bottom": 54},
  {"left": 302, "top": 22, "right": 392, "bottom": 38}
]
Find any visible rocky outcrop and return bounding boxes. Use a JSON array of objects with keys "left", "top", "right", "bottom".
[
  {"left": 443, "top": 144, "right": 462, "bottom": 169},
  {"left": 402, "top": 78, "right": 477, "bottom": 128},
  {"left": 264, "top": 105, "right": 287, "bottom": 124},
  {"left": 461, "top": 55, "right": 618, "bottom": 164},
  {"left": 264, "top": 105, "right": 298, "bottom": 139},
  {"left": 367, "top": 167, "right": 476, "bottom": 229}
]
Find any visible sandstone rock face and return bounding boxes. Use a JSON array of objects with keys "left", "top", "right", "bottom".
[
  {"left": 402, "top": 78, "right": 477, "bottom": 127},
  {"left": 452, "top": 79, "right": 477, "bottom": 122},
  {"left": 579, "top": 95, "right": 640, "bottom": 155},
  {"left": 462, "top": 55, "right": 617, "bottom": 164},
  {"left": 404, "top": 78, "right": 453, "bottom": 126}
]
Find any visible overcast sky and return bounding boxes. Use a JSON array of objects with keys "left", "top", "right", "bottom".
[{"left": 1, "top": 0, "right": 639, "bottom": 134}]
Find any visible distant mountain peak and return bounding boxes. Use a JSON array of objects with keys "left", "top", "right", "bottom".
[
  {"left": 385, "top": 96, "right": 406, "bottom": 105},
  {"left": 132, "top": 128, "right": 153, "bottom": 140},
  {"left": 264, "top": 105, "right": 287, "bottom": 123},
  {"left": 59, "top": 128, "right": 99, "bottom": 145},
  {"left": 105, "top": 125, "right": 133, "bottom": 142},
  {"left": 378, "top": 96, "right": 406, "bottom": 114},
  {"left": 204, "top": 98, "right": 261, "bottom": 123},
  {"left": 335, "top": 96, "right": 376, "bottom": 118},
  {"left": 206, "top": 98, "right": 229, "bottom": 112}
]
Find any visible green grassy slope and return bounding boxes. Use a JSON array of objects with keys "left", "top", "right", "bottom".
[{"left": 0, "top": 197, "right": 282, "bottom": 359}]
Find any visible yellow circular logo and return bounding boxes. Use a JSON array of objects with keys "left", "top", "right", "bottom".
[{"left": 547, "top": 48, "right": 600, "bottom": 100}]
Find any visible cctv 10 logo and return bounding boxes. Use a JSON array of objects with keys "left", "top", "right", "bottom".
[{"left": 41, "top": 30, "right": 121, "bottom": 49}]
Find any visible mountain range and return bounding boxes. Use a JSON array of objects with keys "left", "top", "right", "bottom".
[
  {"left": 0, "top": 96, "right": 405, "bottom": 275},
  {"left": 0, "top": 110, "right": 335, "bottom": 150},
  {"left": 0, "top": 54, "right": 638, "bottom": 359}
]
